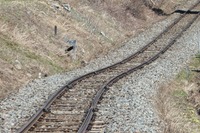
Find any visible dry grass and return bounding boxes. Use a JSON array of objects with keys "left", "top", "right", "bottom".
[
  {"left": 155, "top": 56, "right": 200, "bottom": 133},
  {"left": 2, "top": 0, "right": 188, "bottom": 99},
  {"left": 0, "top": 0, "right": 128, "bottom": 67},
  {"left": 0, "top": 34, "right": 64, "bottom": 98},
  {"left": 156, "top": 0, "right": 189, "bottom": 13},
  {"left": 156, "top": 83, "right": 200, "bottom": 133},
  {"left": 82, "top": 0, "right": 163, "bottom": 30}
]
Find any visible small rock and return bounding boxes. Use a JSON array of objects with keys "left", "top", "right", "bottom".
[
  {"left": 38, "top": 73, "right": 42, "bottom": 79},
  {"left": 100, "top": 31, "right": 106, "bottom": 37},
  {"left": 0, "top": 116, "right": 4, "bottom": 121},
  {"left": 81, "top": 60, "right": 87, "bottom": 66},
  {"left": 52, "top": 3, "right": 60, "bottom": 10},
  {"left": 14, "top": 60, "right": 22, "bottom": 70},
  {"left": 44, "top": 74, "right": 48, "bottom": 77},
  {"left": 63, "top": 4, "right": 71, "bottom": 12}
]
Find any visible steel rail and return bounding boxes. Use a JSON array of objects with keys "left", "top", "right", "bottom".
[
  {"left": 17, "top": 1, "right": 200, "bottom": 132},
  {"left": 77, "top": 6, "right": 200, "bottom": 133}
]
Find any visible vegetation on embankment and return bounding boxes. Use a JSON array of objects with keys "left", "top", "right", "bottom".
[
  {"left": 0, "top": 0, "right": 167, "bottom": 99},
  {"left": 0, "top": 0, "right": 188, "bottom": 99},
  {"left": 157, "top": 53, "right": 200, "bottom": 133}
]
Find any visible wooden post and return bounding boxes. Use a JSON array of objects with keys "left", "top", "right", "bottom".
[
  {"left": 54, "top": 25, "right": 57, "bottom": 36},
  {"left": 198, "top": 31, "right": 200, "bottom": 54}
]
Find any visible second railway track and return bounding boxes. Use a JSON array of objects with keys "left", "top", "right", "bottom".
[{"left": 17, "top": 1, "right": 200, "bottom": 133}]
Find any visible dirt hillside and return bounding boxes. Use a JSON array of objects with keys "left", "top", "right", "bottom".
[{"left": 0, "top": 0, "right": 184, "bottom": 99}]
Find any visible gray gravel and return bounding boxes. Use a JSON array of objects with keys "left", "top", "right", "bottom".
[
  {"left": 96, "top": 9, "right": 200, "bottom": 133},
  {"left": 0, "top": 0, "right": 199, "bottom": 132}
]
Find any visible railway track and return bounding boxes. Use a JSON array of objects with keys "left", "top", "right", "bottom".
[{"left": 17, "top": 1, "right": 200, "bottom": 133}]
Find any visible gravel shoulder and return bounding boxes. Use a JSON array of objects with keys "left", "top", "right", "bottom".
[{"left": 0, "top": 0, "right": 199, "bottom": 132}]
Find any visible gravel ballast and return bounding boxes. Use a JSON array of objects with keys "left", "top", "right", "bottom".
[
  {"left": 0, "top": 0, "right": 199, "bottom": 132},
  {"left": 96, "top": 15, "right": 200, "bottom": 133}
]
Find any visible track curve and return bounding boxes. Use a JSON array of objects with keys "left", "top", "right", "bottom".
[{"left": 17, "top": 1, "right": 200, "bottom": 133}]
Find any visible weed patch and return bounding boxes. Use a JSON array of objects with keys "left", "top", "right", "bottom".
[
  {"left": 157, "top": 54, "right": 200, "bottom": 133},
  {"left": 0, "top": 35, "right": 63, "bottom": 73},
  {"left": 173, "top": 89, "right": 187, "bottom": 99}
]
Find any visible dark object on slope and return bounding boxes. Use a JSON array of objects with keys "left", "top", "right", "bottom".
[
  {"left": 54, "top": 26, "right": 57, "bottom": 36},
  {"left": 65, "top": 46, "right": 74, "bottom": 53},
  {"left": 191, "top": 69, "right": 200, "bottom": 73},
  {"left": 173, "top": 10, "right": 200, "bottom": 14},
  {"left": 152, "top": 8, "right": 169, "bottom": 16},
  {"left": 197, "top": 108, "right": 200, "bottom": 115},
  {"left": 151, "top": 8, "right": 200, "bottom": 16}
]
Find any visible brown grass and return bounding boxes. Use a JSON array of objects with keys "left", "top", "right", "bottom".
[
  {"left": 2, "top": 0, "right": 188, "bottom": 99},
  {"left": 82, "top": 0, "right": 163, "bottom": 30},
  {"left": 156, "top": 75, "right": 200, "bottom": 133}
]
